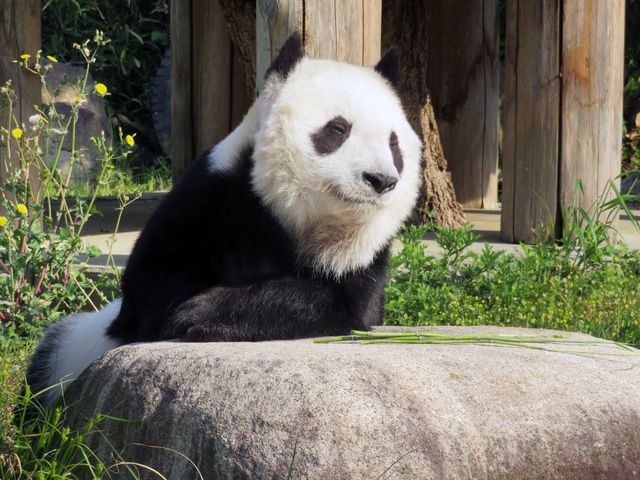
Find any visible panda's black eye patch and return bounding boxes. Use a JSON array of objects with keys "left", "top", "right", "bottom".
[
  {"left": 312, "top": 116, "right": 352, "bottom": 155},
  {"left": 390, "top": 131, "right": 403, "bottom": 174}
]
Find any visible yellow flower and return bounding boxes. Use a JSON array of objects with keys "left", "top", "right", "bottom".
[
  {"left": 12, "top": 128, "right": 22, "bottom": 139},
  {"left": 80, "top": 262, "right": 90, "bottom": 269},
  {"left": 0, "top": 216, "right": 7, "bottom": 227},
  {"left": 125, "top": 135, "right": 135, "bottom": 146},
  {"left": 16, "top": 204, "right": 27, "bottom": 215},
  {"left": 20, "top": 54, "right": 31, "bottom": 60},
  {"left": 106, "top": 165, "right": 115, "bottom": 169},
  {"left": 95, "top": 83, "right": 107, "bottom": 95},
  {"left": 47, "top": 56, "right": 58, "bottom": 62}
]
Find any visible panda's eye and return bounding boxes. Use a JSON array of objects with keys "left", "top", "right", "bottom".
[
  {"left": 390, "top": 131, "right": 404, "bottom": 174},
  {"left": 312, "top": 116, "right": 352, "bottom": 155},
  {"left": 389, "top": 131, "right": 399, "bottom": 148},
  {"left": 329, "top": 119, "right": 350, "bottom": 136}
]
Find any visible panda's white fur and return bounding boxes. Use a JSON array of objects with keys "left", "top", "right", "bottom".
[
  {"left": 26, "top": 299, "right": 123, "bottom": 409},
  {"left": 212, "top": 58, "right": 422, "bottom": 276},
  {"left": 26, "top": 33, "right": 424, "bottom": 411}
]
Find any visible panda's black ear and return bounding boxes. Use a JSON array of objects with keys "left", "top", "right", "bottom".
[
  {"left": 264, "top": 31, "right": 305, "bottom": 82},
  {"left": 374, "top": 47, "right": 401, "bottom": 92}
]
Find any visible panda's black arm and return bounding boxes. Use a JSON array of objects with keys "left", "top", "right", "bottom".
[{"left": 160, "top": 267, "right": 387, "bottom": 342}]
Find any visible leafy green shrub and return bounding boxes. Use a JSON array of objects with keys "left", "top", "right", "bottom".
[
  {"left": 0, "top": 35, "right": 142, "bottom": 479},
  {"left": 42, "top": 0, "right": 170, "bottom": 155},
  {"left": 0, "top": 35, "right": 127, "bottom": 351},
  {"left": 386, "top": 179, "right": 640, "bottom": 347}
]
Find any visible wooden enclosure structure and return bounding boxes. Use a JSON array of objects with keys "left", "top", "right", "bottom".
[
  {"left": 2, "top": 0, "right": 627, "bottom": 244},
  {"left": 501, "top": 0, "right": 626, "bottom": 243},
  {"left": 0, "top": 0, "right": 42, "bottom": 206},
  {"left": 171, "top": 0, "right": 382, "bottom": 183},
  {"left": 170, "top": 0, "right": 252, "bottom": 182}
]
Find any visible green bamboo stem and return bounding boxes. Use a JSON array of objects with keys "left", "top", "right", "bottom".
[{"left": 313, "top": 330, "right": 639, "bottom": 359}]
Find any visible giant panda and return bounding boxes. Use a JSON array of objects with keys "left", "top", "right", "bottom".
[{"left": 26, "top": 32, "right": 423, "bottom": 409}]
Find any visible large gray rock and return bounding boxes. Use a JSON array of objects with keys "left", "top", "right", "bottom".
[
  {"left": 41, "top": 61, "right": 112, "bottom": 186},
  {"left": 65, "top": 326, "right": 640, "bottom": 479}
]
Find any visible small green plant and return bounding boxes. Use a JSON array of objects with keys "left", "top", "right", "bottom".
[
  {"left": 1, "top": 36, "right": 137, "bottom": 479},
  {"left": 60, "top": 154, "right": 172, "bottom": 198},
  {"left": 1, "top": 34, "right": 128, "bottom": 350},
  {"left": 385, "top": 178, "right": 640, "bottom": 348},
  {"left": 3, "top": 382, "right": 114, "bottom": 479}
]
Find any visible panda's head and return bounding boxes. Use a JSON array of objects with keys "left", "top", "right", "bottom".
[{"left": 252, "top": 33, "right": 423, "bottom": 276}]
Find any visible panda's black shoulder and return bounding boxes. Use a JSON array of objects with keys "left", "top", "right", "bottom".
[{"left": 122, "top": 144, "right": 297, "bottom": 288}]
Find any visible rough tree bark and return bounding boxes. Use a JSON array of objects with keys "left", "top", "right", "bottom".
[
  {"left": 219, "top": 0, "right": 257, "bottom": 95},
  {"left": 218, "top": 0, "right": 466, "bottom": 228},
  {"left": 382, "top": 0, "right": 466, "bottom": 228}
]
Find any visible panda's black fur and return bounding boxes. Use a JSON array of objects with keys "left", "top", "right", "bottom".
[
  {"left": 107, "top": 146, "right": 389, "bottom": 344},
  {"left": 26, "top": 32, "right": 423, "bottom": 409}
]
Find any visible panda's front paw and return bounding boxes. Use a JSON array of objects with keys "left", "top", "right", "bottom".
[
  {"left": 160, "top": 314, "right": 195, "bottom": 340},
  {"left": 161, "top": 314, "right": 237, "bottom": 342}
]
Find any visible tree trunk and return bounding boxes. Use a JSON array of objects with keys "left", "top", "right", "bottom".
[
  {"left": 382, "top": 0, "right": 466, "bottom": 228},
  {"left": 219, "top": 0, "right": 257, "bottom": 95}
]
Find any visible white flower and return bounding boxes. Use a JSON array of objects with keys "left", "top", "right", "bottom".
[{"left": 29, "top": 114, "right": 41, "bottom": 124}]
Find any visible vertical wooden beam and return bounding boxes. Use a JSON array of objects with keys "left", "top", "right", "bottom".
[
  {"left": 501, "top": 0, "right": 624, "bottom": 243},
  {"left": 172, "top": 0, "right": 252, "bottom": 182},
  {"left": 256, "top": 0, "right": 303, "bottom": 93},
  {"left": 363, "top": 0, "right": 382, "bottom": 67},
  {"left": 170, "top": 0, "right": 194, "bottom": 183},
  {"left": 335, "top": 0, "right": 364, "bottom": 64},
  {"left": 501, "top": 0, "right": 518, "bottom": 240},
  {"left": 192, "top": 0, "right": 232, "bottom": 157},
  {"left": 427, "top": 0, "right": 500, "bottom": 209},
  {"left": 501, "top": 0, "right": 562, "bottom": 243},
  {"left": 560, "top": 0, "right": 625, "bottom": 224},
  {"left": 0, "top": 0, "right": 42, "bottom": 204}
]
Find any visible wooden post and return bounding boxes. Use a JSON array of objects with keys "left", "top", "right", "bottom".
[
  {"left": 559, "top": 0, "right": 625, "bottom": 223},
  {"left": 501, "top": 0, "right": 624, "bottom": 243},
  {"left": 501, "top": 0, "right": 561, "bottom": 242},
  {"left": 0, "top": 0, "right": 42, "bottom": 205},
  {"left": 171, "top": 0, "right": 252, "bottom": 182},
  {"left": 256, "top": 0, "right": 382, "bottom": 93},
  {"left": 426, "top": 0, "right": 500, "bottom": 209}
]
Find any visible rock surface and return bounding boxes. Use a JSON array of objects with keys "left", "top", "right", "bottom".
[
  {"left": 65, "top": 326, "right": 640, "bottom": 479},
  {"left": 41, "top": 61, "right": 112, "bottom": 186}
]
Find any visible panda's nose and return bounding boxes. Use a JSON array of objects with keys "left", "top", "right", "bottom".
[{"left": 363, "top": 172, "right": 398, "bottom": 194}]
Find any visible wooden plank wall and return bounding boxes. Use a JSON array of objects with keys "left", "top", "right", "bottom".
[
  {"left": 501, "top": 0, "right": 561, "bottom": 242},
  {"left": 256, "top": 0, "right": 382, "bottom": 92},
  {"left": 502, "top": 0, "right": 624, "bottom": 243},
  {"left": 171, "top": 0, "right": 252, "bottom": 182},
  {"left": 0, "top": 0, "right": 42, "bottom": 205},
  {"left": 427, "top": 0, "right": 500, "bottom": 209}
]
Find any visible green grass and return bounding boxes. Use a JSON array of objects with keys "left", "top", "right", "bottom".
[
  {"left": 53, "top": 154, "right": 172, "bottom": 199},
  {"left": 385, "top": 179, "right": 640, "bottom": 348}
]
